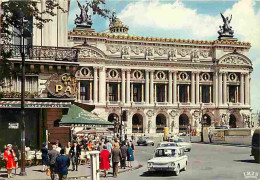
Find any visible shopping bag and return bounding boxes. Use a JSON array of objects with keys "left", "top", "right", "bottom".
[{"left": 46, "top": 168, "right": 51, "bottom": 176}]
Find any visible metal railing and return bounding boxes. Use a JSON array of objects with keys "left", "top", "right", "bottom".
[{"left": 1, "top": 44, "right": 79, "bottom": 62}]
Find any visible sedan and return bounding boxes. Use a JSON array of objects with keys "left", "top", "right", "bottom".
[
  {"left": 169, "top": 138, "right": 191, "bottom": 152},
  {"left": 137, "top": 137, "right": 154, "bottom": 146},
  {"left": 147, "top": 147, "right": 188, "bottom": 176}
]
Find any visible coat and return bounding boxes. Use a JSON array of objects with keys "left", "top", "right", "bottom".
[
  {"left": 99, "top": 149, "right": 110, "bottom": 170},
  {"left": 48, "top": 150, "right": 60, "bottom": 165},
  {"left": 56, "top": 155, "right": 70, "bottom": 175},
  {"left": 127, "top": 147, "right": 134, "bottom": 161},
  {"left": 111, "top": 148, "right": 122, "bottom": 163},
  {"left": 4, "top": 149, "right": 16, "bottom": 169},
  {"left": 69, "top": 145, "right": 81, "bottom": 157},
  {"left": 120, "top": 145, "right": 128, "bottom": 159},
  {"left": 41, "top": 147, "right": 48, "bottom": 165}
]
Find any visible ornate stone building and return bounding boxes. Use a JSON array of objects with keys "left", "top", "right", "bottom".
[{"left": 68, "top": 18, "right": 253, "bottom": 135}]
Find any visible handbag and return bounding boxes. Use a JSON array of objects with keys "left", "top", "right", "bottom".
[{"left": 46, "top": 168, "right": 51, "bottom": 176}]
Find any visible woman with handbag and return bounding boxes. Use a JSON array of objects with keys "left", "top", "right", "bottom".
[{"left": 4, "top": 144, "right": 17, "bottom": 179}]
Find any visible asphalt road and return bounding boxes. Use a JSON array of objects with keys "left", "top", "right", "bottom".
[{"left": 103, "top": 138, "right": 260, "bottom": 180}]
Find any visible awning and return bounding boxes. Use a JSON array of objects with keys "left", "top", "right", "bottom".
[
  {"left": 59, "top": 104, "right": 114, "bottom": 127},
  {"left": 0, "top": 101, "right": 71, "bottom": 108}
]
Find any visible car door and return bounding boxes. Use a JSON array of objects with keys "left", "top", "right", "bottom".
[{"left": 178, "top": 149, "right": 186, "bottom": 169}]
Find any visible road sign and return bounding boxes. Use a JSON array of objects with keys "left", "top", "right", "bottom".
[{"left": 8, "top": 123, "right": 19, "bottom": 129}]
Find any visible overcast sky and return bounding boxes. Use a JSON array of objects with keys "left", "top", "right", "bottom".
[{"left": 69, "top": 0, "right": 260, "bottom": 113}]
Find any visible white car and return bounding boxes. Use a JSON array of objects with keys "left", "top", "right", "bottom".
[
  {"left": 157, "top": 142, "right": 178, "bottom": 148},
  {"left": 169, "top": 138, "right": 191, "bottom": 152},
  {"left": 147, "top": 147, "right": 188, "bottom": 176}
]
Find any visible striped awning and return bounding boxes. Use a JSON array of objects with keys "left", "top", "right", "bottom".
[{"left": 0, "top": 101, "right": 71, "bottom": 108}]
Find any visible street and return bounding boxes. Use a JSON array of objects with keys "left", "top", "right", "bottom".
[{"left": 103, "top": 139, "right": 260, "bottom": 180}]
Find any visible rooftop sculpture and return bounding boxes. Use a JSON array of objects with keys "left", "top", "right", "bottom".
[
  {"left": 75, "top": 0, "right": 93, "bottom": 28},
  {"left": 218, "top": 13, "right": 236, "bottom": 41}
]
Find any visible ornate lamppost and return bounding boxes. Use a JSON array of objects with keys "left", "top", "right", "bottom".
[{"left": 199, "top": 104, "right": 208, "bottom": 142}]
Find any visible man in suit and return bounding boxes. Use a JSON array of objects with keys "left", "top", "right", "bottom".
[
  {"left": 112, "top": 143, "right": 122, "bottom": 178},
  {"left": 56, "top": 149, "right": 70, "bottom": 180},
  {"left": 48, "top": 145, "right": 60, "bottom": 180},
  {"left": 69, "top": 141, "right": 81, "bottom": 171},
  {"left": 120, "top": 142, "right": 127, "bottom": 169}
]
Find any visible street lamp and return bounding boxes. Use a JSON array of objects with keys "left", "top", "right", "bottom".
[{"left": 13, "top": 10, "right": 32, "bottom": 176}]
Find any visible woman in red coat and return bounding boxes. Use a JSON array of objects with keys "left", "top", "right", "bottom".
[
  {"left": 4, "top": 144, "right": 17, "bottom": 179},
  {"left": 99, "top": 145, "right": 110, "bottom": 177}
]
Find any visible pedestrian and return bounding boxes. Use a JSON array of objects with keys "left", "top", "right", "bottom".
[
  {"left": 65, "top": 142, "right": 71, "bottom": 156},
  {"left": 100, "top": 145, "right": 110, "bottom": 177},
  {"left": 56, "top": 139, "right": 62, "bottom": 148},
  {"left": 120, "top": 142, "right": 127, "bottom": 169},
  {"left": 130, "top": 140, "right": 135, "bottom": 151},
  {"left": 56, "top": 149, "right": 70, "bottom": 180},
  {"left": 208, "top": 129, "right": 213, "bottom": 143},
  {"left": 106, "top": 140, "right": 112, "bottom": 153},
  {"left": 69, "top": 141, "right": 81, "bottom": 171},
  {"left": 48, "top": 144, "right": 60, "bottom": 180},
  {"left": 113, "top": 138, "right": 120, "bottom": 149},
  {"left": 124, "top": 134, "right": 127, "bottom": 141},
  {"left": 127, "top": 142, "right": 134, "bottom": 168},
  {"left": 41, "top": 142, "right": 48, "bottom": 172},
  {"left": 111, "top": 143, "right": 122, "bottom": 178},
  {"left": 4, "top": 144, "right": 16, "bottom": 179}
]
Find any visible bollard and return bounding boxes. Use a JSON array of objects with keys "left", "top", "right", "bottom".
[{"left": 89, "top": 151, "right": 100, "bottom": 180}]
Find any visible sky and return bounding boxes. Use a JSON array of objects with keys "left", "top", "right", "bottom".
[{"left": 68, "top": 0, "right": 260, "bottom": 112}]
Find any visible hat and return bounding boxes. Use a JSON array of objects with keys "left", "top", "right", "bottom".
[{"left": 43, "top": 142, "right": 47, "bottom": 147}]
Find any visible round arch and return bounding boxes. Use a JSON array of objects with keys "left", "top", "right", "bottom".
[
  {"left": 132, "top": 113, "right": 143, "bottom": 133},
  {"left": 179, "top": 114, "right": 190, "bottom": 134},
  {"left": 202, "top": 114, "right": 211, "bottom": 127},
  {"left": 156, "top": 114, "right": 167, "bottom": 133}
]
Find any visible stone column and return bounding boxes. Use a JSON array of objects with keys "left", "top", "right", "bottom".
[
  {"left": 223, "top": 72, "right": 227, "bottom": 105},
  {"left": 209, "top": 86, "right": 212, "bottom": 103},
  {"left": 240, "top": 73, "right": 244, "bottom": 104},
  {"left": 121, "top": 70, "right": 126, "bottom": 104},
  {"left": 168, "top": 71, "right": 173, "bottom": 104},
  {"left": 99, "top": 67, "right": 106, "bottom": 104},
  {"left": 145, "top": 70, "right": 149, "bottom": 104},
  {"left": 150, "top": 71, "right": 154, "bottom": 104},
  {"left": 196, "top": 72, "right": 200, "bottom": 104},
  {"left": 131, "top": 83, "right": 134, "bottom": 102},
  {"left": 218, "top": 72, "right": 223, "bottom": 106},
  {"left": 118, "top": 83, "right": 120, "bottom": 102},
  {"left": 154, "top": 84, "right": 157, "bottom": 102},
  {"left": 187, "top": 85, "right": 190, "bottom": 103},
  {"left": 142, "top": 84, "right": 144, "bottom": 102},
  {"left": 173, "top": 71, "right": 177, "bottom": 104},
  {"left": 93, "top": 67, "right": 98, "bottom": 103},
  {"left": 89, "top": 81, "right": 93, "bottom": 102},
  {"left": 191, "top": 72, "right": 195, "bottom": 104},
  {"left": 126, "top": 70, "right": 131, "bottom": 104},
  {"left": 213, "top": 71, "right": 218, "bottom": 105},
  {"left": 77, "top": 81, "right": 80, "bottom": 101}
]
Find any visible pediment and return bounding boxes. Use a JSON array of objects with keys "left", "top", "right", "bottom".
[{"left": 218, "top": 53, "right": 252, "bottom": 66}]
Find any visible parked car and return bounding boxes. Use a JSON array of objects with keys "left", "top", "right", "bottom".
[
  {"left": 157, "top": 142, "right": 178, "bottom": 148},
  {"left": 251, "top": 127, "right": 260, "bottom": 163},
  {"left": 147, "top": 147, "right": 188, "bottom": 176},
  {"left": 214, "top": 126, "right": 229, "bottom": 129},
  {"left": 169, "top": 138, "right": 191, "bottom": 152},
  {"left": 137, "top": 137, "right": 154, "bottom": 146}
]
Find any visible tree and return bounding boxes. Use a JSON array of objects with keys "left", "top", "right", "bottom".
[{"left": 0, "top": 0, "right": 66, "bottom": 87}]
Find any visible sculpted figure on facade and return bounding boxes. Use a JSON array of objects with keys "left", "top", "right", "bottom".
[
  {"left": 109, "top": 11, "right": 119, "bottom": 27},
  {"left": 146, "top": 48, "right": 154, "bottom": 60},
  {"left": 220, "top": 55, "right": 250, "bottom": 66},
  {"left": 218, "top": 13, "right": 234, "bottom": 40},
  {"left": 191, "top": 49, "right": 200, "bottom": 62},
  {"left": 168, "top": 48, "right": 177, "bottom": 61},
  {"left": 121, "top": 46, "right": 130, "bottom": 59}
]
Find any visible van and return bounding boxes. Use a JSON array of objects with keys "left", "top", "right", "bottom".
[{"left": 251, "top": 127, "right": 260, "bottom": 163}]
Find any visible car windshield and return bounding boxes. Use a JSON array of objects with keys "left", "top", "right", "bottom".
[
  {"left": 174, "top": 139, "right": 185, "bottom": 143},
  {"left": 161, "top": 143, "right": 177, "bottom": 147},
  {"left": 155, "top": 149, "right": 176, "bottom": 157}
]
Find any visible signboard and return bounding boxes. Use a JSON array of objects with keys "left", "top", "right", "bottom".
[
  {"left": 212, "top": 130, "right": 225, "bottom": 141},
  {"left": 0, "top": 101, "right": 71, "bottom": 108},
  {"left": 8, "top": 123, "right": 19, "bottom": 129},
  {"left": 46, "top": 73, "right": 77, "bottom": 98}
]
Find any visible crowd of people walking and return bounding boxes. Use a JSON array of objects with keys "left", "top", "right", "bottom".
[{"left": 2, "top": 134, "right": 135, "bottom": 179}]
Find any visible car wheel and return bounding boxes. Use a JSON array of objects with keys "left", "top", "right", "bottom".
[
  {"left": 174, "top": 164, "right": 180, "bottom": 176},
  {"left": 137, "top": 143, "right": 140, "bottom": 146},
  {"left": 183, "top": 162, "right": 187, "bottom": 171},
  {"left": 152, "top": 143, "right": 154, "bottom": 146},
  {"left": 254, "top": 155, "right": 260, "bottom": 163},
  {"left": 187, "top": 149, "right": 191, "bottom": 152}
]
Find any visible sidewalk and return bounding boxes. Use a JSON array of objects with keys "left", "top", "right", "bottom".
[{"left": 0, "top": 161, "right": 140, "bottom": 180}]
